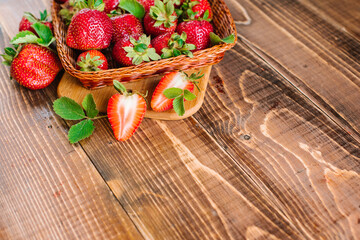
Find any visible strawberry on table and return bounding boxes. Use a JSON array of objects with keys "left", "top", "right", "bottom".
[
  {"left": 1, "top": 23, "right": 62, "bottom": 90},
  {"left": 19, "top": 10, "right": 53, "bottom": 35},
  {"left": 176, "top": 20, "right": 213, "bottom": 51},
  {"left": 151, "top": 32, "right": 195, "bottom": 57},
  {"left": 107, "top": 81, "right": 147, "bottom": 141},
  {"left": 151, "top": 71, "right": 202, "bottom": 115},
  {"left": 144, "top": 0, "right": 178, "bottom": 37},
  {"left": 66, "top": 1, "right": 112, "bottom": 50},
  {"left": 76, "top": 50, "right": 108, "bottom": 71},
  {"left": 112, "top": 34, "right": 161, "bottom": 66},
  {"left": 111, "top": 14, "right": 143, "bottom": 43}
]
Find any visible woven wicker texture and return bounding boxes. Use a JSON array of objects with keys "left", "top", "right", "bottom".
[{"left": 51, "top": 0, "right": 236, "bottom": 89}]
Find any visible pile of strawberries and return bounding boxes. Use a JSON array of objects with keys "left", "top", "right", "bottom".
[{"left": 58, "top": 0, "right": 217, "bottom": 69}]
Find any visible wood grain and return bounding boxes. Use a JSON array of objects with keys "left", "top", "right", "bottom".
[
  {"left": 69, "top": 41, "right": 360, "bottom": 239},
  {"left": 0, "top": 2, "right": 142, "bottom": 240},
  {"left": 57, "top": 66, "right": 211, "bottom": 120},
  {"left": 225, "top": 0, "right": 360, "bottom": 141}
]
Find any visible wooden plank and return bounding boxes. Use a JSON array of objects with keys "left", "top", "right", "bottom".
[
  {"left": 69, "top": 40, "right": 360, "bottom": 239},
  {"left": 224, "top": 0, "right": 360, "bottom": 141},
  {"left": 194, "top": 42, "right": 360, "bottom": 239},
  {"left": 298, "top": 0, "right": 360, "bottom": 40},
  {"left": 57, "top": 66, "right": 211, "bottom": 120},
  {"left": 0, "top": 3, "right": 143, "bottom": 240}
]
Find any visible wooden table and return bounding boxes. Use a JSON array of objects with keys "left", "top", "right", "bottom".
[{"left": 1, "top": 0, "right": 359, "bottom": 239}]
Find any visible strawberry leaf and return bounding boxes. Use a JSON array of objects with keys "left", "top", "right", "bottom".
[
  {"left": 119, "top": 0, "right": 145, "bottom": 19},
  {"left": 39, "top": 10, "right": 48, "bottom": 21},
  {"left": 184, "top": 89, "right": 196, "bottom": 101},
  {"left": 23, "top": 12, "right": 38, "bottom": 23},
  {"left": 32, "top": 22, "right": 55, "bottom": 47},
  {"left": 53, "top": 97, "right": 86, "bottom": 120},
  {"left": 10, "top": 31, "right": 39, "bottom": 45},
  {"left": 163, "top": 87, "right": 183, "bottom": 99},
  {"left": 68, "top": 119, "right": 95, "bottom": 144},
  {"left": 173, "top": 95, "right": 185, "bottom": 116},
  {"left": 5, "top": 47, "right": 16, "bottom": 57},
  {"left": 82, "top": 94, "right": 99, "bottom": 118},
  {"left": 210, "top": 32, "right": 235, "bottom": 46}
]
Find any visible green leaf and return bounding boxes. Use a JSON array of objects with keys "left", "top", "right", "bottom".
[
  {"left": 68, "top": 119, "right": 95, "bottom": 144},
  {"left": 173, "top": 95, "right": 185, "bottom": 116},
  {"left": 10, "top": 31, "right": 39, "bottom": 45},
  {"left": 82, "top": 94, "right": 99, "bottom": 118},
  {"left": 184, "top": 89, "right": 196, "bottom": 101},
  {"left": 32, "top": 22, "right": 54, "bottom": 46},
  {"left": 23, "top": 12, "right": 38, "bottom": 23},
  {"left": 5, "top": 47, "right": 16, "bottom": 57},
  {"left": 1, "top": 54, "right": 13, "bottom": 62},
  {"left": 2, "top": 60, "right": 11, "bottom": 66},
  {"left": 163, "top": 87, "right": 183, "bottom": 99},
  {"left": 222, "top": 34, "right": 235, "bottom": 43},
  {"left": 39, "top": 10, "right": 48, "bottom": 21},
  {"left": 119, "top": 0, "right": 145, "bottom": 19},
  {"left": 134, "top": 43, "right": 147, "bottom": 52},
  {"left": 210, "top": 32, "right": 235, "bottom": 46},
  {"left": 53, "top": 97, "right": 86, "bottom": 120},
  {"left": 147, "top": 48, "right": 161, "bottom": 60},
  {"left": 113, "top": 80, "right": 127, "bottom": 94}
]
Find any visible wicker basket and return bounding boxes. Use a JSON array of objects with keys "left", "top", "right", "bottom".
[{"left": 51, "top": 0, "right": 236, "bottom": 89}]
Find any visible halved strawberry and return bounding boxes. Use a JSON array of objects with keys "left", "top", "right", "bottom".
[
  {"left": 107, "top": 81, "right": 147, "bottom": 141},
  {"left": 151, "top": 71, "right": 202, "bottom": 114}
]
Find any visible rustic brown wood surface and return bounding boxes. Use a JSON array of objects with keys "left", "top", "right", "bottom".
[{"left": 0, "top": 0, "right": 359, "bottom": 239}]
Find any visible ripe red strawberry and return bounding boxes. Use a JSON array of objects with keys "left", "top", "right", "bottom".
[
  {"left": 151, "top": 71, "right": 202, "bottom": 112},
  {"left": 76, "top": 50, "right": 108, "bottom": 71},
  {"left": 19, "top": 10, "right": 53, "bottom": 35},
  {"left": 151, "top": 32, "right": 195, "bottom": 57},
  {"left": 66, "top": 9, "right": 113, "bottom": 50},
  {"left": 111, "top": 14, "right": 143, "bottom": 43},
  {"left": 143, "top": 0, "right": 178, "bottom": 37},
  {"left": 107, "top": 81, "right": 147, "bottom": 141},
  {"left": 104, "top": 0, "right": 120, "bottom": 13},
  {"left": 112, "top": 34, "right": 160, "bottom": 66},
  {"left": 2, "top": 44, "right": 62, "bottom": 90},
  {"left": 137, "top": 0, "right": 155, "bottom": 12},
  {"left": 176, "top": 20, "right": 213, "bottom": 51},
  {"left": 181, "top": 0, "right": 212, "bottom": 20}
]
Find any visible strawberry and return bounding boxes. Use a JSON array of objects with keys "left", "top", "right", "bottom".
[
  {"left": 66, "top": 8, "right": 113, "bottom": 50},
  {"left": 176, "top": 20, "right": 213, "bottom": 51},
  {"left": 151, "top": 71, "right": 202, "bottom": 114},
  {"left": 137, "top": 0, "right": 155, "bottom": 12},
  {"left": 19, "top": 10, "right": 53, "bottom": 35},
  {"left": 107, "top": 81, "right": 147, "bottom": 141},
  {"left": 151, "top": 32, "right": 195, "bottom": 57},
  {"left": 76, "top": 50, "right": 108, "bottom": 71},
  {"left": 104, "top": 0, "right": 120, "bottom": 13},
  {"left": 2, "top": 44, "right": 62, "bottom": 90},
  {"left": 112, "top": 34, "right": 160, "bottom": 66},
  {"left": 143, "top": 0, "right": 178, "bottom": 37},
  {"left": 2, "top": 22, "right": 62, "bottom": 90},
  {"left": 111, "top": 14, "right": 143, "bottom": 43}
]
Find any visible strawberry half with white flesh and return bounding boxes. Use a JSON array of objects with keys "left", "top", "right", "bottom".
[
  {"left": 107, "top": 81, "right": 147, "bottom": 141},
  {"left": 151, "top": 71, "right": 202, "bottom": 115}
]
